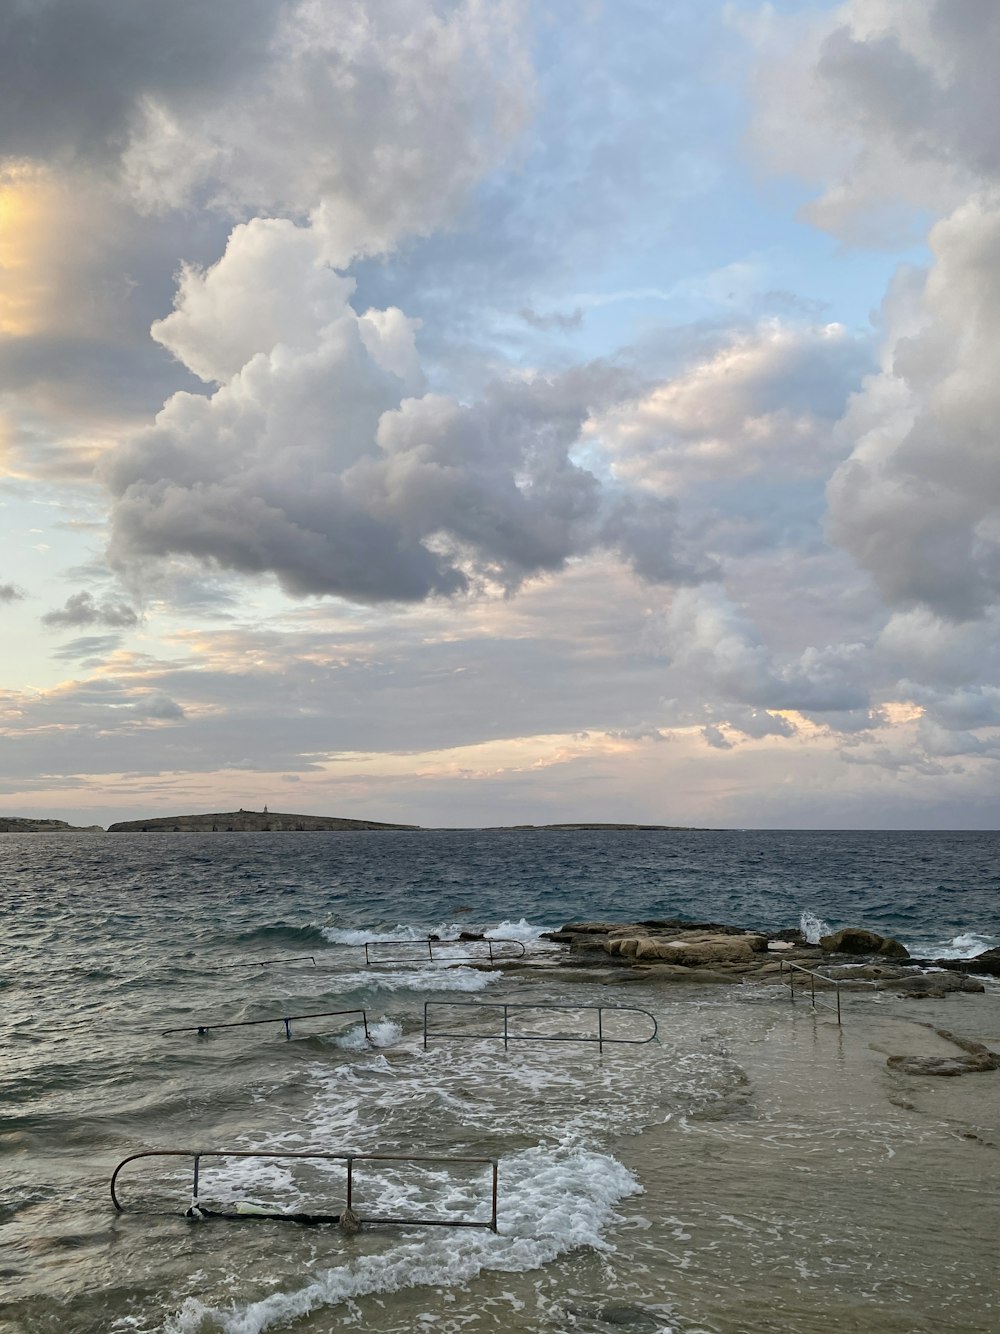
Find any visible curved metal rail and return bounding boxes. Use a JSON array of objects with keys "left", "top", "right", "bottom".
[
  {"left": 423, "top": 1000, "right": 658, "bottom": 1052},
  {"left": 363, "top": 938, "right": 525, "bottom": 965},
  {"left": 110, "top": 1148, "right": 498, "bottom": 1231},
  {"left": 162, "top": 1007, "right": 371, "bottom": 1041}
]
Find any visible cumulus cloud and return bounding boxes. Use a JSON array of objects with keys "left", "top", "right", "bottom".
[
  {"left": 743, "top": 0, "right": 1000, "bottom": 241},
  {"left": 105, "top": 218, "right": 710, "bottom": 602},
  {"left": 590, "top": 321, "right": 869, "bottom": 494},
  {"left": 42, "top": 592, "right": 140, "bottom": 630},
  {"left": 122, "top": 0, "right": 530, "bottom": 266},
  {"left": 0, "top": 582, "right": 25, "bottom": 603},
  {"left": 744, "top": 1, "right": 1000, "bottom": 627},
  {"left": 828, "top": 196, "right": 1000, "bottom": 619},
  {"left": 0, "top": 2, "right": 530, "bottom": 261},
  {"left": 664, "top": 584, "right": 871, "bottom": 715}
]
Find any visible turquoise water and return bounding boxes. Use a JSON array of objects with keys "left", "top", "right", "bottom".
[{"left": 2, "top": 829, "right": 998, "bottom": 1332}]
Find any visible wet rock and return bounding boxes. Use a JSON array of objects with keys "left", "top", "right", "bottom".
[
  {"left": 562, "top": 1303, "right": 664, "bottom": 1330},
  {"left": 634, "top": 963, "right": 741, "bottom": 984},
  {"left": 819, "top": 927, "right": 910, "bottom": 959},
  {"left": 939, "top": 947, "right": 1000, "bottom": 977},
  {"left": 605, "top": 931, "right": 765, "bottom": 965},
  {"left": 891, "top": 973, "right": 985, "bottom": 998},
  {"left": 887, "top": 1054, "right": 996, "bottom": 1076},
  {"left": 887, "top": 1027, "right": 1000, "bottom": 1076}
]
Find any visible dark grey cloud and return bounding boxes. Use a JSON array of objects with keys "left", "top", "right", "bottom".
[
  {"left": 0, "top": 582, "right": 25, "bottom": 603},
  {"left": 0, "top": 0, "right": 283, "bottom": 169},
  {"left": 42, "top": 591, "right": 139, "bottom": 629},
  {"left": 816, "top": 1, "right": 1000, "bottom": 184}
]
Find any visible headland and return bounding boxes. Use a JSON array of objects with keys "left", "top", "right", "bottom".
[{"left": 105, "top": 810, "right": 419, "bottom": 833}]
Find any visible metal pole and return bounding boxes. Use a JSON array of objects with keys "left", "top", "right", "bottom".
[
  {"left": 490, "top": 1160, "right": 498, "bottom": 1233},
  {"left": 503, "top": 1005, "right": 509, "bottom": 1050},
  {"left": 597, "top": 1007, "right": 604, "bottom": 1053},
  {"left": 284, "top": 1017, "right": 292, "bottom": 1040},
  {"left": 193, "top": 1155, "right": 200, "bottom": 1202},
  {"left": 346, "top": 1157, "right": 354, "bottom": 1211}
]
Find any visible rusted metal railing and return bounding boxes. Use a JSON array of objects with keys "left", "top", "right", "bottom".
[
  {"left": 162, "top": 1007, "right": 372, "bottom": 1042},
  {"left": 363, "top": 938, "right": 525, "bottom": 966},
  {"left": 423, "top": 1000, "right": 658, "bottom": 1052},
  {"left": 110, "top": 1149, "right": 499, "bottom": 1231}
]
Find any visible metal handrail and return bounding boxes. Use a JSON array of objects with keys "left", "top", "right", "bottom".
[
  {"left": 217, "top": 955, "right": 317, "bottom": 969},
  {"left": 423, "top": 1000, "right": 658, "bottom": 1052},
  {"left": 110, "top": 1148, "right": 499, "bottom": 1231},
  {"left": 162, "top": 1007, "right": 372, "bottom": 1042},
  {"left": 779, "top": 960, "right": 852, "bottom": 1024},
  {"left": 363, "top": 938, "right": 526, "bottom": 965}
]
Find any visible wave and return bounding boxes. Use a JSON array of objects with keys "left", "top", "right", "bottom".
[
  {"left": 229, "top": 923, "right": 329, "bottom": 949},
  {"left": 164, "top": 1145, "right": 641, "bottom": 1334},
  {"left": 799, "top": 910, "right": 830, "bottom": 944},
  {"left": 321, "top": 918, "right": 555, "bottom": 948},
  {"left": 923, "top": 931, "right": 995, "bottom": 960}
]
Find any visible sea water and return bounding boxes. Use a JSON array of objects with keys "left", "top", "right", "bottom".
[{"left": 1, "top": 828, "right": 998, "bottom": 1333}]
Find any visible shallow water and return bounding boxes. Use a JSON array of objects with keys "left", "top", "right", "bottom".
[{"left": 1, "top": 830, "right": 998, "bottom": 1332}]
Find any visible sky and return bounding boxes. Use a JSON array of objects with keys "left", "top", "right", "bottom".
[{"left": 2, "top": 0, "right": 1000, "bottom": 830}]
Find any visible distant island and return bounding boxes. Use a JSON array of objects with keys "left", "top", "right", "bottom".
[
  {"left": 0, "top": 816, "right": 104, "bottom": 833},
  {"left": 1, "top": 808, "right": 705, "bottom": 833},
  {"left": 106, "top": 809, "right": 419, "bottom": 832}
]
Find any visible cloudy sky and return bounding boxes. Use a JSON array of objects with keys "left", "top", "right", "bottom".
[{"left": 2, "top": 0, "right": 999, "bottom": 830}]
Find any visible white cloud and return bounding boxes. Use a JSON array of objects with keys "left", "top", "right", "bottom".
[
  {"left": 827, "top": 194, "right": 1000, "bottom": 619},
  {"left": 590, "top": 321, "right": 868, "bottom": 494},
  {"left": 121, "top": 0, "right": 531, "bottom": 266},
  {"left": 743, "top": 0, "right": 1000, "bottom": 242},
  {"left": 664, "top": 584, "right": 871, "bottom": 714}
]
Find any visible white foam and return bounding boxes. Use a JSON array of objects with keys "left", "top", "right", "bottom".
[
  {"left": 334, "top": 1019, "right": 401, "bottom": 1051},
  {"left": 163, "top": 1146, "right": 641, "bottom": 1334},
  {"left": 320, "top": 919, "right": 555, "bottom": 950},
  {"left": 799, "top": 910, "right": 830, "bottom": 944},
  {"left": 485, "top": 918, "right": 556, "bottom": 946},
  {"left": 926, "top": 931, "right": 994, "bottom": 960},
  {"left": 319, "top": 925, "right": 424, "bottom": 946}
]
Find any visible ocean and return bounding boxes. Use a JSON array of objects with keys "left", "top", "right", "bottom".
[{"left": 2, "top": 828, "right": 999, "bottom": 1333}]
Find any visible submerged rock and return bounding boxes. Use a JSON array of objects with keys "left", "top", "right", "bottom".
[{"left": 887, "top": 1027, "right": 1000, "bottom": 1076}]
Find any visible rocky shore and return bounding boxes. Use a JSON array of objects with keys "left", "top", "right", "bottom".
[{"left": 529, "top": 917, "right": 1000, "bottom": 994}]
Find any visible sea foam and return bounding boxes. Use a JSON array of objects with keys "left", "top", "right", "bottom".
[{"left": 164, "top": 1146, "right": 641, "bottom": 1334}]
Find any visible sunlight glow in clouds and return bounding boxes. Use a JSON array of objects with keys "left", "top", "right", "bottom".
[{"left": 1, "top": 0, "right": 1000, "bottom": 827}]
